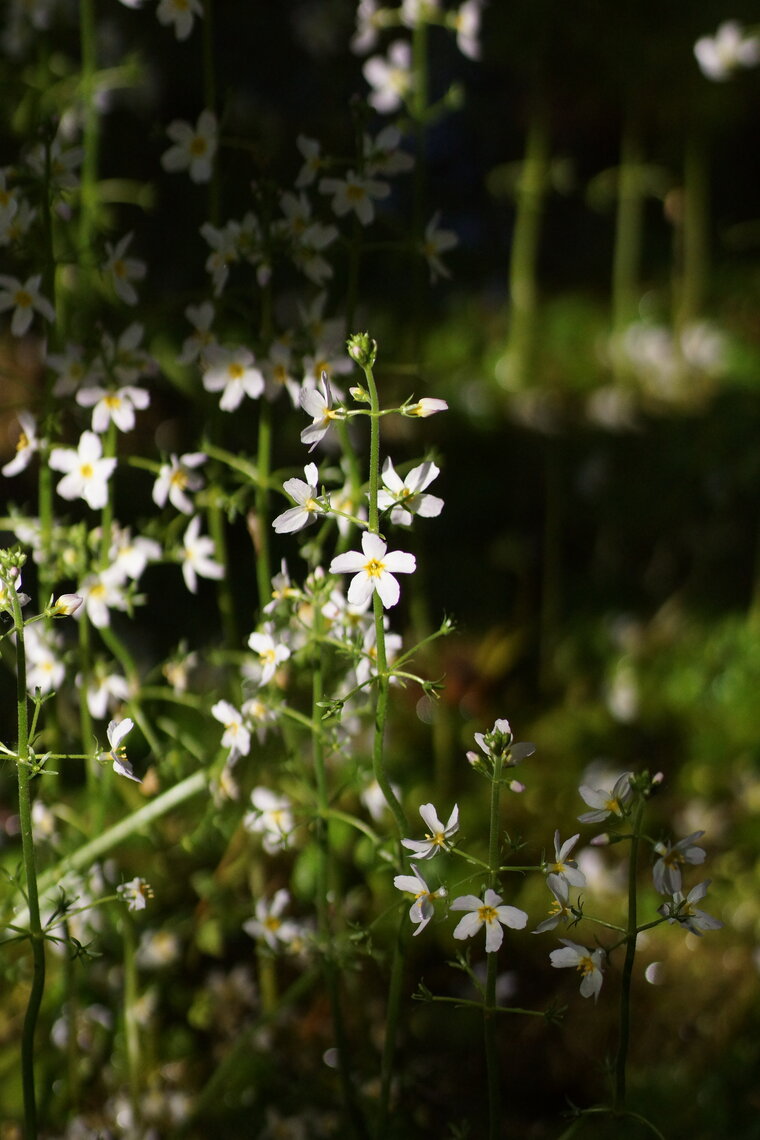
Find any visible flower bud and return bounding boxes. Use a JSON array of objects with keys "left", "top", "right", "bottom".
[{"left": 346, "top": 331, "right": 377, "bottom": 369}]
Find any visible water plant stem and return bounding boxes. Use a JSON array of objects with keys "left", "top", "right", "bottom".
[{"left": 614, "top": 797, "right": 644, "bottom": 1113}]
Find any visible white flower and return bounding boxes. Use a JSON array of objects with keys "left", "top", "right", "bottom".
[
  {"left": 355, "top": 622, "right": 402, "bottom": 687},
  {"left": 202, "top": 345, "right": 265, "bottom": 411},
  {"left": 401, "top": 0, "right": 441, "bottom": 28},
  {"left": 364, "top": 125, "right": 414, "bottom": 177},
  {"left": 247, "top": 628, "right": 291, "bottom": 685},
  {"left": 180, "top": 515, "right": 224, "bottom": 593},
  {"left": 49, "top": 430, "right": 117, "bottom": 510},
  {"left": 694, "top": 21, "right": 760, "bottom": 81},
  {"left": 550, "top": 939, "right": 605, "bottom": 1000},
  {"left": 393, "top": 864, "right": 446, "bottom": 935},
  {"left": 451, "top": 888, "right": 528, "bottom": 953},
  {"left": 152, "top": 451, "right": 206, "bottom": 514},
  {"left": 404, "top": 397, "right": 448, "bottom": 417},
  {"left": 24, "top": 624, "right": 65, "bottom": 694},
  {"left": 401, "top": 802, "right": 459, "bottom": 859},
  {"left": 657, "top": 880, "right": 723, "bottom": 936},
  {"left": 243, "top": 788, "right": 294, "bottom": 854},
  {"left": 329, "top": 531, "right": 416, "bottom": 609},
  {"left": 272, "top": 463, "right": 326, "bottom": 534},
  {"left": 162, "top": 110, "right": 217, "bottom": 181},
  {"left": 109, "top": 528, "right": 162, "bottom": 581},
  {"left": 84, "top": 667, "right": 130, "bottom": 719},
  {"left": 421, "top": 212, "right": 458, "bottom": 282},
  {"left": 117, "top": 877, "right": 154, "bottom": 912},
  {"left": 178, "top": 301, "right": 216, "bottom": 364},
  {"left": 47, "top": 343, "right": 97, "bottom": 396},
  {"left": 578, "top": 772, "right": 633, "bottom": 824},
  {"left": 102, "top": 233, "right": 146, "bottom": 306},
  {"left": 300, "top": 374, "right": 344, "bottom": 451},
  {"left": 78, "top": 570, "right": 130, "bottom": 629},
  {"left": 351, "top": 0, "right": 383, "bottom": 55},
  {"left": 0, "top": 274, "right": 55, "bottom": 336},
  {"left": 211, "top": 699, "right": 251, "bottom": 762},
  {"left": 2, "top": 411, "right": 39, "bottom": 476},
  {"left": 107, "top": 717, "right": 141, "bottom": 782},
  {"left": 295, "top": 135, "right": 324, "bottom": 188},
  {"left": 533, "top": 879, "right": 572, "bottom": 934},
  {"left": 652, "top": 832, "right": 706, "bottom": 896},
  {"left": 377, "top": 458, "right": 444, "bottom": 526},
  {"left": 318, "top": 170, "right": 390, "bottom": 226},
  {"left": 76, "top": 384, "right": 150, "bottom": 433},
  {"left": 363, "top": 40, "right": 413, "bottom": 113},
  {"left": 452, "top": 0, "right": 484, "bottom": 61},
  {"left": 242, "top": 889, "right": 294, "bottom": 950},
  {"left": 156, "top": 0, "right": 203, "bottom": 40},
  {"left": 545, "top": 831, "right": 587, "bottom": 894}
]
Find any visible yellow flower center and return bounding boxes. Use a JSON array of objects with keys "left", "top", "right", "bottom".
[
  {"left": 228, "top": 363, "right": 244, "bottom": 380},
  {"left": 477, "top": 905, "right": 498, "bottom": 924},
  {"left": 365, "top": 558, "right": 385, "bottom": 579},
  {"left": 190, "top": 136, "right": 208, "bottom": 157},
  {"left": 15, "top": 289, "right": 32, "bottom": 308},
  {"left": 79, "top": 462, "right": 95, "bottom": 480}
]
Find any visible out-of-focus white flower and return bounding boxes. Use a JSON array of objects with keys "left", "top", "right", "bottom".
[
  {"left": 421, "top": 211, "right": 458, "bottom": 282},
  {"left": 152, "top": 452, "right": 206, "bottom": 515},
  {"left": 162, "top": 110, "right": 217, "bottom": 182},
  {"left": 102, "top": 233, "right": 146, "bottom": 306},
  {"left": 2, "top": 411, "right": 40, "bottom": 476},
  {"left": 401, "top": 0, "right": 441, "bottom": 30},
  {"left": 652, "top": 832, "right": 706, "bottom": 896},
  {"left": 378, "top": 457, "right": 444, "bottom": 526},
  {"left": 109, "top": 528, "right": 161, "bottom": 582},
  {"left": 156, "top": 0, "right": 202, "bottom": 40},
  {"left": 694, "top": 20, "right": 760, "bottom": 81},
  {"left": 351, "top": 0, "right": 384, "bottom": 55},
  {"left": 202, "top": 345, "right": 265, "bottom": 411},
  {"left": 76, "top": 384, "right": 150, "bottom": 433},
  {"left": 118, "top": 877, "right": 154, "bottom": 912},
  {"left": 180, "top": 516, "right": 224, "bottom": 593},
  {"left": 83, "top": 665, "right": 130, "bottom": 720},
  {"left": 24, "top": 624, "right": 65, "bottom": 694},
  {"left": 550, "top": 939, "right": 605, "bottom": 999},
  {"left": 364, "top": 125, "right": 414, "bottom": 177},
  {"left": 248, "top": 628, "right": 291, "bottom": 685},
  {"left": 394, "top": 863, "right": 447, "bottom": 934},
  {"left": 402, "top": 802, "right": 459, "bottom": 858},
  {"left": 451, "top": 888, "right": 528, "bottom": 953},
  {"left": 178, "top": 301, "right": 216, "bottom": 365},
  {"left": 212, "top": 699, "right": 251, "bottom": 762},
  {"left": 329, "top": 531, "right": 415, "bottom": 609},
  {"left": 363, "top": 40, "right": 413, "bottom": 113},
  {"left": 318, "top": 170, "right": 390, "bottom": 226},
  {"left": 78, "top": 570, "right": 130, "bottom": 629},
  {"left": 49, "top": 431, "right": 116, "bottom": 510},
  {"left": 0, "top": 274, "right": 55, "bottom": 336},
  {"left": 452, "top": 0, "right": 484, "bottom": 60},
  {"left": 244, "top": 788, "right": 295, "bottom": 854},
  {"left": 242, "top": 888, "right": 295, "bottom": 950}
]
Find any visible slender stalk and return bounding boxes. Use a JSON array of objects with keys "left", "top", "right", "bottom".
[
  {"left": 78, "top": 0, "right": 99, "bottom": 286},
  {"left": 8, "top": 575, "right": 45, "bottom": 1140},
  {"left": 254, "top": 399, "right": 273, "bottom": 609},
  {"left": 612, "top": 114, "right": 644, "bottom": 337},
  {"left": 675, "top": 127, "right": 709, "bottom": 331},
  {"left": 614, "top": 798, "right": 644, "bottom": 1113},
  {"left": 122, "top": 912, "right": 141, "bottom": 1131},
  {"left": 484, "top": 748, "right": 503, "bottom": 1140}
]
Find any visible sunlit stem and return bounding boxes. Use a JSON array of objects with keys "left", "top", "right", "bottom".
[
  {"left": 8, "top": 582, "right": 45, "bottom": 1140},
  {"left": 614, "top": 797, "right": 645, "bottom": 1112}
]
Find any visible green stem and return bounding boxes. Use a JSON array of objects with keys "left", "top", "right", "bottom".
[
  {"left": 207, "top": 498, "right": 238, "bottom": 647},
  {"left": 675, "top": 126, "right": 709, "bottom": 331},
  {"left": 484, "top": 748, "right": 503, "bottom": 1140},
  {"left": 254, "top": 399, "right": 273, "bottom": 608},
  {"left": 78, "top": 0, "right": 99, "bottom": 290},
  {"left": 612, "top": 113, "right": 644, "bottom": 337},
  {"left": 122, "top": 912, "right": 141, "bottom": 1128},
  {"left": 614, "top": 798, "right": 644, "bottom": 1113}
]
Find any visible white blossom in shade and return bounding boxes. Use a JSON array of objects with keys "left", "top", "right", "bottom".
[
  {"left": 545, "top": 831, "right": 587, "bottom": 895},
  {"left": 117, "top": 877, "right": 154, "bottom": 912},
  {"left": 136, "top": 929, "right": 180, "bottom": 968},
  {"left": 200, "top": 219, "right": 242, "bottom": 295},
  {"left": 241, "top": 693, "right": 277, "bottom": 743},
  {"left": 178, "top": 301, "right": 216, "bottom": 365},
  {"left": 403, "top": 396, "right": 448, "bottom": 417},
  {"left": 247, "top": 628, "right": 291, "bottom": 685},
  {"left": 2, "top": 411, "right": 39, "bottom": 476},
  {"left": 533, "top": 879, "right": 572, "bottom": 934},
  {"left": 694, "top": 21, "right": 760, "bottom": 81},
  {"left": 263, "top": 341, "right": 301, "bottom": 405},
  {"left": 0, "top": 198, "right": 36, "bottom": 248},
  {"left": 451, "top": 888, "right": 528, "bottom": 953},
  {"left": 657, "top": 880, "right": 723, "bottom": 936},
  {"left": 24, "top": 624, "right": 65, "bottom": 694},
  {"left": 27, "top": 137, "right": 83, "bottom": 191},
  {"left": 394, "top": 864, "right": 446, "bottom": 935},
  {"left": 98, "top": 322, "right": 153, "bottom": 386},
  {"left": 291, "top": 220, "right": 339, "bottom": 287},
  {"left": 363, "top": 40, "right": 413, "bottom": 113},
  {"left": 109, "top": 528, "right": 162, "bottom": 582},
  {"left": 156, "top": 0, "right": 202, "bottom": 40},
  {"left": 244, "top": 788, "right": 295, "bottom": 854},
  {"left": 0, "top": 170, "right": 19, "bottom": 227},
  {"left": 351, "top": 0, "right": 383, "bottom": 55},
  {"left": 452, "top": 0, "right": 484, "bottom": 60},
  {"left": 360, "top": 777, "right": 402, "bottom": 822},
  {"left": 401, "top": 0, "right": 441, "bottom": 27},
  {"left": 0, "top": 274, "right": 55, "bottom": 336},
  {"left": 107, "top": 717, "right": 141, "bottom": 782},
  {"left": 102, "top": 233, "right": 146, "bottom": 306},
  {"left": 211, "top": 699, "right": 251, "bottom": 763},
  {"left": 75, "top": 384, "right": 150, "bottom": 433},
  {"left": 550, "top": 939, "right": 605, "bottom": 999},
  {"left": 78, "top": 570, "right": 130, "bottom": 629},
  {"left": 180, "top": 515, "right": 224, "bottom": 593},
  {"left": 329, "top": 531, "right": 416, "bottom": 609},
  {"left": 300, "top": 374, "right": 344, "bottom": 451},
  {"left": 577, "top": 772, "right": 633, "bottom": 824},
  {"left": 652, "top": 832, "right": 706, "bottom": 896},
  {"left": 202, "top": 345, "right": 265, "bottom": 411},
  {"left": 402, "top": 802, "right": 459, "bottom": 859},
  {"left": 162, "top": 110, "right": 217, "bottom": 182},
  {"left": 47, "top": 343, "right": 99, "bottom": 396},
  {"left": 377, "top": 458, "right": 444, "bottom": 527},
  {"left": 364, "top": 125, "right": 414, "bottom": 177},
  {"left": 355, "top": 622, "right": 402, "bottom": 687},
  {"left": 318, "top": 170, "right": 390, "bottom": 226},
  {"left": 152, "top": 451, "right": 206, "bottom": 514},
  {"left": 84, "top": 666, "right": 130, "bottom": 720},
  {"left": 243, "top": 889, "right": 294, "bottom": 950},
  {"left": 421, "top": 211, "right": 458, "bottom": 282},
  {"left": 272, "top": 463, "right": 325, "bottom": 534},
  {"left": 49, "top": 431, "right": 117, "bottom": 510},
  {"left": 295, "top": 135, "right": 324, "bottom": 188}
]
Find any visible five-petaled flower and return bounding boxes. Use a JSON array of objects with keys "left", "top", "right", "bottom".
[
  {"left": 153, "top": 451, "right": 206, "bottom": 514},
  {"left": 393, "top": 864, "right": 446, "bottom": 935},
  {"left": 0, "top": 274, "right": 55, "bottom": 336},
  {"left": 451, "top": 888, "right": 528, "bottom": 953},
  {"left": 578, "top": 772, "right": 633, "bottom": 824},
  {"left": 652, "top": 831, "right": 706, "bottom": 896},
  {"left": 329, "top": 531, "right": 415, "bottom": 609},
  {"left": 49, "top": 430, "right": 117, "bottom": 510},
  {"left": 272, "top": 462, "right": 326, "bottom": 534},
  {"left": 402, "top": 802, "right": 459, "bottom": 859},
  {"left": 203, "top": 345, "right": 265, "bottom": 411},
  {"left": 107, "top": 717, "right": 141, "bottom": 782},
  {"left": 162, "top": 110, "right": 217, "bottom": 181},
  {"left": 377, "top": 458, "right": 444, "bottom": 527},
  {"left": 550, "top": 939, "right": 605, "bottom": 1000},
  {"left": 545, "top": 831, "right": 587, "bottom": 895}
]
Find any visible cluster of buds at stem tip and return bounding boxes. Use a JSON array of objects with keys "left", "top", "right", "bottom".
[
  {"left": 346, "top": 331, "right": 377, "bottom": 369},
  {"left": 466, "top": 717, "right": 536, "bottom": 788}
]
